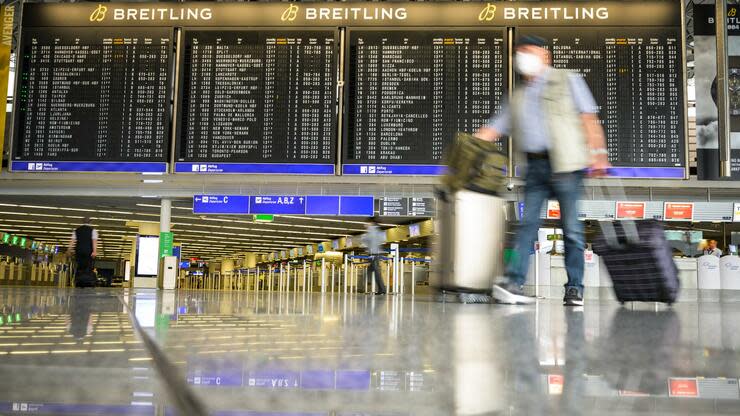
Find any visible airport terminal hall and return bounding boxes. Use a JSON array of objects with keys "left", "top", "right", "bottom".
[{"left": 4, "top": 0, "right": 740, "bottom": 415}]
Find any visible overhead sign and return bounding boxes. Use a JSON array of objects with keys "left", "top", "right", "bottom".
[
  {"left": 339, "top": 196, "right": 375, "bottom": 216},
  {"left": 193, "top": 195, "right": 374, "bottom": 216},
  {"left": 377, "top": 197, "right": 436, "bottom": 217},
  {"left": 615, "top": 202, "right": 647, "bottom": 220},
  {"left": 734, "top": 203, "right": 740, "bottom": 222},
  {"left": 22, "top": 2, "right": 681, "bottom": 28},
  {"left": 408, "top": 198, "right": 436, "bottom": 217},
  {"left": 378, "top": 198, "right": 408, "bottom": 217},
  {"left": 664, "top": 203, "right": 695, "bottom": 221},
  {"left": 546, "top": 201, "right": 561, "bottom": 220},
  {"left": 250, "top": 196, "right": 306, "bottom": 215},
  {"left": 193, "top": 195, "right": 249, "bottom": 215}
]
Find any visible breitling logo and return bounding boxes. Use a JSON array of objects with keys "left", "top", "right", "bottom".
[
  {"left": 89, "top": 4, "right": 107, "bottom": 22},
  {"left": 478, "top": 3, "right": 496, "bottom": 22},
  {"left": 281, "top": 3, "right": 299, "bottom": 22}
]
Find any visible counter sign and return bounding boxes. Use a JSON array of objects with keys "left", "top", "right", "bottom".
[
  {"left": 664, "top": 203, "right": 694, "bottom": 221},
  {"left": 616, "top": 202, "right": 646, "bottom": 220}
]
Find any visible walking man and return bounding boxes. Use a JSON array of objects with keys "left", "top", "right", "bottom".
[
  {"left": 67, "top": 217, "right": 98, "bottom": 277},
  {"left": 361, "top": 218, "right": 387, "bottom": 295},
  {"left": 476, "top": 35, "right": 610, "bottom": 306}
]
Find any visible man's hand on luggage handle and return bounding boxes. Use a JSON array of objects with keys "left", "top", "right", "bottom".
[{"left": 475, "top": 126, "right": 500, "bottom": 142}]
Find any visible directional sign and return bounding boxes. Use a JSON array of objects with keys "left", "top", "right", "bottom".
[
  {"left": 250, "top": 196, "right": 306, "bottom": 215},
  {"left": 664, "top": 202, "right": 694, "bottom": 221},
  {"left": 340, "top": 196, "right": 374, "bottom": 216},
  {"left": 408, "top": 198, "right": 435, "bottom": 216},
  {"left": 305, "top": 196, "right": 340, "bottom": 215},
  {"left": 193, "top": 195, "right": 249, "bottom": 214}
]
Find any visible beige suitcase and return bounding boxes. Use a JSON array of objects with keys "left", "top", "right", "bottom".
[{"left": 432, "top": 189, "right": 507, "bottom": 301}]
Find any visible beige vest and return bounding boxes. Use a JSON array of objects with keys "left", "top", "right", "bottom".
[{"left": 510, "top": 68, "right": 589, "bottom": 173}]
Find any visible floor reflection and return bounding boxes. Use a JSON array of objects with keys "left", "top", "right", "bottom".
[{"left": 1, "top": 288, "right": 740, "bottom": 415}]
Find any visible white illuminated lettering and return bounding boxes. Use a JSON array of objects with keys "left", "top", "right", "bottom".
[
  {"left": 305, "top": 8, "right": 317, "bottom": 20},
  {"left": 127, "top": 9, "right": 137, "bottom": 20},
  {"left": 333, "top": 8, "right": 343, "bottom": 20},
  {"left": 381, "top": 8, "right": 394, "bottom": 20},
  {"left": 504, "top": 8, "right": 516, "bottom": 20},
  {"left": 186, "top": 9, "right": 199, "bottom": 20},
  {"left": 531, "top": 8, "right": 542, "bottom": 20},
  {"left": 596, "top": 7, "right": 608, "bottom": 20},
  {"left": 518, "top": 8, "right": 529, "bottom": 20},
  {"left": 563, "top": 8, "right": 574, "bottom": 19},
  {"left": 396, "top": 8, "right": 407, "bottom": 20},
  {"left": 319, "top": 8, "right": 330, "bottom": 20},
  {"left": 139, "top": 9, "right": 149, "bottom": 20},
  {"left": 582, "top": 8, "right": 594, "bottom": 20},
  {"left": 550, "top": 7, "right": 560, "bottom": 19},
  {"left": 201, "top": 8, "right": 212, "bottom": 20},
  {"left": 113, "top": 9, "right": 125, "bottom": 20}
]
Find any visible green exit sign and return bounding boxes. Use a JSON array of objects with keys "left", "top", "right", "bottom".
[{"left": 255, "top": 214, "right": 274, "bottom": 222}]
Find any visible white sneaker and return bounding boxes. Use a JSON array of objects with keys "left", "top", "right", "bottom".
[{"left": 493, "top": 283, "right": 536, "bottom": 305}]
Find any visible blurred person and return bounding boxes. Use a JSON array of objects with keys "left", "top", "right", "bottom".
[
  {"left": 704, "top": 239, "right": 723, "bottom": 257},
  {"left": 361, "top": 218, "right": 387, "bottom": 295},
  {"left": 67, "top": 217, "right": 98, "bottom": 275},
  {"left": 477, "top": 35, "right": 610, "bottom": 306}
]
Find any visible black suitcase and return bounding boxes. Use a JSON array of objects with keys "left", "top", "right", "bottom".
[
  {"left": 75, "top": 270, "right": 97, "bottom": 288},
  {"left": 592, "top": 220, "right": 680, "bottom": 304}
]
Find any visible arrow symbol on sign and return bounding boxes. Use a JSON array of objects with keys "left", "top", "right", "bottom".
[{"left": 299, "top": 197, "right": 304, "bottom": 204}]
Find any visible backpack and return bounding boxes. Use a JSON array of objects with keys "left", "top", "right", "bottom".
[{"left": 443, "top": 132, "right": 508, "bottom": 195}]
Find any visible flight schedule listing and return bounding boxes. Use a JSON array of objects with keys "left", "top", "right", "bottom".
[
  {"left": 13, "top": 28, "right": 172, "bottom": 166},
  {"left": 521, "top": 27, "right": 685, "bottom": 169},
  {"left": 177, "top": 30, "right": 337, "bottom": 168},
  {"left": 345, "top": 30, "right": 506, "bottom": 168}
]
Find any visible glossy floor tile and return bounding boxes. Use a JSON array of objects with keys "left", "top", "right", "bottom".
[{"left": 2, "top": 287, "right": 740, "bottom": 415}]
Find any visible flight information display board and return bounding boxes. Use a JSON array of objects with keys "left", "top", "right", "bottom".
[
  {"left": 518, "top": 27, "right": 685, "bottom": 178},
  {"left": 174, "top": 30, "right": 338, "bottom": 174},
  {"left": 11, "top": 27, "right": 172, "bottom": 173},
  {"left": 343, "top": 29, "right": 507, "bottom": 175}
]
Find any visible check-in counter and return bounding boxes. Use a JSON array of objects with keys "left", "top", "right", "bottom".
[
  {"left": 697, "top": 255, "right": 721, "bottom": 290},
  {"left": 721, "top": 256, "right": 740, "bottom": 290},
  {"left": 675, "top": 257, "right": 698, "bottom": 290},
  {"left": 526, "top": 252, "right": 601, "bottom": 286}
]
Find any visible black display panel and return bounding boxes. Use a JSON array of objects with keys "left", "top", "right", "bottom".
[
  {"left": 518, "top": 27, "right": 685, "bottom": 170},
  {"left": 343, "top": 29, "right": 507, "bottom": 173},
  {"left": 12, "top": 27, "right": 172, "bottom": 166},
  {"left": 175, "top": 30, "right": 338, "bottom": 167}
]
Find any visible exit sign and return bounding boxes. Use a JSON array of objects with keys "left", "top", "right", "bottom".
[{"left": 255, "top": 214, "right": 274, "bottom": 222}]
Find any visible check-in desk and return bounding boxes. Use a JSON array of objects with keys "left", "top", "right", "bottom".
[
  {"left": 721, "top": 256, "right": 740, "bottom": 290},
  {"left": 526, "top": 252, "right": 602, "bottom": 297}
]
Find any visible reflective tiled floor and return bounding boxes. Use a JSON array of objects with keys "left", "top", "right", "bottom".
[{"left": 1, "top": 287, "right": 740, "bottom": 415}]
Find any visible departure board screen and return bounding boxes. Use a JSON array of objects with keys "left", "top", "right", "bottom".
[
  {"left": 518, "top": 27, "right": 685, "bottom": 170},
  {"left": 343, "top": 30, "right": 506, "bottom": 174},
  {"left": 175, "top": 30, "right": 337, "bottom": 173},
  {"left": 12, "top": 28, "right": 172, "bottom": 170}
]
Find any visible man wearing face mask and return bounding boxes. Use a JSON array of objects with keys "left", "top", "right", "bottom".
[{"left": 477, "top": 35, "right": 610, "bottom": 306}]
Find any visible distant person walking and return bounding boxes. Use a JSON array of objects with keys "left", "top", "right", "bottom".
[
  {"left": 477, "top": 35, "right": 610, "bottom": 306},
  {"left": 704, "top": 240, "right": 723, "bottom": 258},
  {"left": 361, "top": 218, "right": 387, "bottom": 295},
  {"left": 67, "top": 217, "right": 98, "bottom": 276}
]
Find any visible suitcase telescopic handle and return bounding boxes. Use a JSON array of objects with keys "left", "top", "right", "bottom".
[{"left": 593, "top": 176, "right": 640, "bottom": 249}]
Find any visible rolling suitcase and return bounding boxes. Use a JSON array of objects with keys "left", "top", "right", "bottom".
[
  {"left": 432, "top": 189, "right": 507, "bottom": 302},
  {"left": 75, "top": 270, "right": 97, "bottom": 288},
  {"left": 592, "top": 219, "right": 680, "bottom": 304}
]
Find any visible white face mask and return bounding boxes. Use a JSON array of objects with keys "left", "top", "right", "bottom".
[{"left": 515, "top": 51, "right": 543, "bottom": 77}]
